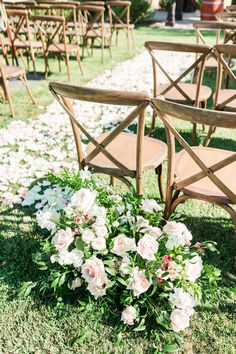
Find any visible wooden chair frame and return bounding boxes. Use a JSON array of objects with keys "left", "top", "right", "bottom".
[
  {"left": 0, "top": 56, "right": 36, "bottom": 116},
  {"left": 106, "top": 0, "right": 134, "bottom": 49},
  {"left": 32, "top": 14, "right": 82, "bottom": 80},
  {"left": 79, "top": 4, "right": 112, "bottom": 63},
  {"left": 49, "top": 82, "right": 166, "bottom": 197},
  {"left": 151, "top": 97, "right": 236, "bottom": 229},
  {"left": 6, "top": 8, "right": 42, "bottom": 73},
  {"left": 145, "top": 41, "right": 212, "bottom": 141},
  {"left": 204, "top": 44, "right": 236, "bottom": 145}
]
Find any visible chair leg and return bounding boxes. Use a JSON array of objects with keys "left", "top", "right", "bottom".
[
  {"left": 3, "top": 79, "right": 15, "bottom": 117},
  {"left": 131, "top": 29, "right": 135, "bottom": 48},
  {"left": 65, "top": 53, "right": 71, "bottom": 81},
  {"left": 76, "top": 51, "right": 83, "bottom": 75},
  {"left": 107, "top": 37, "right": 112, "bottom": 59},
  {"left": 203, "top": 126, "right": 215, "bottom": 147},
  {"left": 136, "top": 175, "right": 143, "bottom": 197},
  {"left": 192, "top": 123, "right": 197, "bottom": 145},
  {"left": 149, "top": 110, "right": 157, "bottom": 136},
  {"left": 19, "top": 73, "right": 36, "bottom": 105},
  {"left": 101, "top": 37, "right": 105, "bottom": 64},
  {"left": 126, "top": 28, "right": 130, "bottom": 49},
  {"left": 155, "top": 164, "right": 165, "bottom": 201},
  {"left": 115, "top": 29, "right": 119, "bottom": 46},
  {"left": 45, "top": 53, "right": 50, "bottom": 79},
  {"left": 110, "top": 175, "right": 115, "bottom": 187},
  {"left": 163, "top": 186, "right": 174, "bottom": 220}
]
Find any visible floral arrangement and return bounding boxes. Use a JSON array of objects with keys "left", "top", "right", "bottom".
[{"left": 20, "top": 169, "right": 220, "bottom": 347}]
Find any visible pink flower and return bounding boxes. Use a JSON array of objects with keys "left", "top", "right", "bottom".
[
  {"left": 127, "top": 267, "right": 152, "bottom": 297},
  {"left": 52, "top": 228, "right": 74, "bottom": 252},
  {"left": 81, "top": 256, "right": 105, "bottom": 283},
  {"left": 121, "top": 306, "right": 137, "bottom": 325}
]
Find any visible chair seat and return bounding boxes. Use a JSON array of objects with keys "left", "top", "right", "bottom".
[
  {"left": 216, "top": 89, "right": 236, "bottom": 111},
  {"left": 0, "top": 65, "right": 25, "bottom": 79},
  {"left": 13, "top": 39, "right": 43, "bottom": 48},
  {"left": 159, "top": 83, "right": 212, "bottom": 103},
  {"left": 175, "top": 146, "right": 236, "bottom": 203},
  {"left": 48, "top": 43, "right": 79, "bottom": 52},
  {"left": 113, "top": 23, "right": 134, "bottom": 29},
  {"left": 86, "top": 132, "right": 167, "bottom": 173}
]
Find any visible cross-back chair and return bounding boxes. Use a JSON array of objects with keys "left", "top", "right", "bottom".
[
  {"left": 204, "top": 44, "right": 236, "bottom": 146},
  {"left": 151, "top": 97, "right": 236, "bottom": 230},
  {"left": 145, "top": 41, "right": 212, "bottom": 142},
  {"left": 0, "top": 55, "right": 36, "bottom": 116},
  {"left": 193, "top": 21, "right": 236, "bottom": 73},
  {"left": 49, "top": 82, "right": 167, "bottom": 197},
  {"left": 106, "top": 0, "right": 134, "bottom": 49},
  {"left": 6, "top": 8, "right": 42, "bottom": 74},
  {"left": 32, "top": 14, "right": 83, "bottom": 80},
  {"left": 79, "top": 4, "right": 112, "bottom": 63}
]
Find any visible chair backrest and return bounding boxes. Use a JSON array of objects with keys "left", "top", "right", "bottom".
[
  {"left": 78, "top": 4, "right": 106, "bottom": 38},
  {"left": 151, "top": 97, "right": 236, "bottom": 203},
  {"left": 6, "top": 9, "right": 34, "bottom": 46},
  {"left": 106, "top": 1, "right": 131, "bottom": 27},
  {"left": 49, "top": 82, "right": 151, "bottom": 176},
  {"left": 31, "top": 14, "right": 66, "bottom": 51},
  {"left": 193, "top": 21, "right": 236, "bottom": 46},
  {"left": 145, "top": 41, "right": 212, "bottom": 107},
  {"left": 213, "top": 44, "right": 236, "bottom": 109}
]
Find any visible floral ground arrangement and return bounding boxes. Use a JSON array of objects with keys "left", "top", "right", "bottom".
[{"left": 19, "top": 170, "right": 222, "bottom": 351}]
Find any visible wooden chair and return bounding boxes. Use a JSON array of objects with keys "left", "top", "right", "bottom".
[
  {"left": 145, "top": 41, "right": 212, "bottom": 141},
  {"left": 31, "top": 14, "right": 83, "bottom": 80},
  {"left": 49, "top": 82, "right": 167, "bottom": 197},
  {"left": 204, "top": 44, "right": 236, "bottom": 146},
  {"left": 6, "top": 8, "right": 43, "bottom": 74},
  {"left": 193, "top": 21, "right": 236, "bottom": 73},
  {"left": 151, "top": 97, "right": 236, "bottom": 229},
  {"left": 0, "top": 56, "right": 36, "bottom": 116},
  {"left": 106, "top": 0, "right": 134, "bottom": 49},
  {"left": 79, "top": 4, "right": 112, "bottom": 63}
]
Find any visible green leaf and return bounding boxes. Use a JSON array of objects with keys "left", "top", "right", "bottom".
[
  {"left": 105, "top": 267, "right": 116, "bottom": 276},
  {"left": 162, "top": 344, "right": 179, "bottom": 353},
  {"left": 117, "top": 277, "right": 127, "bottom": 286},
  {"left": 75, "top": 238, "right": 85, "bottom": 251}
]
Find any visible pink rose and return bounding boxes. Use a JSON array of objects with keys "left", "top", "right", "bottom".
[
  {"left": 137, "top": 234, "right": 159, "bottom": 261},
  {"left": 111, "top": 234, "right": 136, "bottom": 257},
  {"left": 52, "top": 227, "right": 74, "bottom": 252},
  {"left": 127, "top": 267, "right": 151, "bottom": 297},
  {"left": 81, "top": 256, "right": 105, "bottom": 283}
]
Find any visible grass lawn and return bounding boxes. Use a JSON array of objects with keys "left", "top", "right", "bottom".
[{"left": 0, "top": 27, "right": 236, "bottom": 353}]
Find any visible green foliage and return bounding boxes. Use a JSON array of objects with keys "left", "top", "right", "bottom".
[{"left": 130, "top": 0, "right": 151, "bottom": 23}]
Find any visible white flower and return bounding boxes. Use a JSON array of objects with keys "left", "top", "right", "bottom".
[
  {"left": 52, "top": 227, "right": 74, "bottom": 252},
  {"left": 170, "top": 308, "right": 194, "bottom": 332},
  {"left": 111, "top": 234, "right": 136, "bottom": 257},
  {"left": 69, "top": 249, "right": 84, "bottom": 268},
  {"left": 136, "top": 216, "right": 149, "bottom": 232},
  {"left": 92, "top": 237, "right": 107, "bottom": 251},
  {"left": 88, "top": 205, "right": 106, "bottom": 222},
  {"left": 141, "top": 199, "right": 162, "bottom": 213},
  {"left": 70, "top": 188, "right": 97, "bottom": 214},
  {"left": 112, "top": 220, "right": 119, "bottom": 228},
  {"left": 93, "top": 225, "right": 108, "bottom": 238},
  {"left": 121, "top": 306, "right": 137, "bottom": 326},
  {"left": 36, "top": 209, "right": 59, "bottom": 231},
  {"left": 137, "top": 234, "right": 159, "bottom": 261},
  {"left": 71, "top": 277, "right": 82, "bottom": 290},
  {"left": 185, "top": 255, "right": 203, "bottom": 282},
  {"left": 87, "top": 274, "right": 108, "bottom": 299},
  {"left": 168, "top": 261, "right": 182, "bottom": 281},
  {"left": 148, "top": 226, "right": 162, "bottom": 239},
  {"left": 81, "top": 256, "right": 105, "bottom": 283},
  {"left": 119, "top": 256, "right": 131, "bottom": 275},
  {"left": 50, "top": 254, "right": 58, "bottom": 263},
  {"left": 79, "top": 167, "right": 91, "bottom": 180},
  {"left": 169, "top": 288, "right": 195, "bottom": 310},
  {"left": 116, "top": 205, "right": 125, "bottom": 215},
  {"left": 58, "top": 250, "right": 73, "bottom": 266},
  {"left": 127, "top": 267, "right": 152, "bottom": 297},
  {"left": 82, "top": 229, "right": 95, "bottom": 244},
  {"left": 23, "top": 216, "right": 31, "bottom": 223},
  {"left": 164, "top": 221, "right": 192, "bottom": 250}
]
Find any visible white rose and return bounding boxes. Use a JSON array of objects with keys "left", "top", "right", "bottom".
[
  {"left": 87, "top": 274, "right": 108, "bottom": 299},
  {"left": 36, "top": 209, "right": 59, "bottom": 231},
  {"left": 92, "top": 237, "right": 107, "bottom": 251},
  {"left": 112, "top": 220, "right": 119, "bottom": 228},
  {"left": 121, "top": 306, "right": 137, "bottom": 325},
  {"left": 148, "top": 226, "right": 162, "bottom": 239},
  {"left": 141, "top": 199, "right": 162, "bottom": 213},
  {"left": 137, "top": 234, "right": 159, "bottom": 261},
  {"left": 169, "top": 288, "right": 195, "bottom": 310},
  {"left": 164, "top": 221, "right": 192, "bottom": 250},
  {"left": 23, "top": 216, "right": 31, "bottom": 223},
  {"left": 127, "top": 267, "right": 152, "bottom": 297},
  {"left": 136, "top": 216, "right": 149, "bottom": 232},
  {"left": 119, "top": 256, "right": 131, "bottom": 275},
  {"left": 69, "top": 249, "right": 84, "bottom": 268},
  {"left": 71, "top": 277, "right": 82, "bottom": 290},
  {"left": 82, "top": 229, "right": 95, "bottom": 244},
  {"left": 93, "top": 225, "right": 108, "bottom": 238},
  {"left": 111, "top": 234, "right": 136, "bottom": 257},
  {"left": 81, "top": 256, "right": 105, "bottom": 283},
  {"left": 170, "top": 309, "right": 194, "bottom": 332},
  {"left": 70, "top": 188, "right": 97, "bottom": 214},
  {"left": 168, "top": 261, "right": 182, "bottom": 281},
  {"left": 185, "top": 255, "right": 203, "bottom": 282},
  {"left": 58, "top": 250, "right": 73, "bottom": 266},
  {"left": 88, "top": 205, "right": 106, "bottom": 222},
  {"left": 52, "top": 227, "right": 74, "bottom": 252}
]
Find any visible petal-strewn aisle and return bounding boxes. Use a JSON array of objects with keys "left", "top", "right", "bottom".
[{"left": 0, "top": 50, "right": 194, "bottom": 204}]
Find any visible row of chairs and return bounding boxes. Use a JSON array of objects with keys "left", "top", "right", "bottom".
[{"left": 49, "top": 57, "right": 236, "bottom": 229}]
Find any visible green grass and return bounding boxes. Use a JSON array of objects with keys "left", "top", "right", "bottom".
[{"left": 0, "top": 27, "right": 236, "bottom": 353}]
